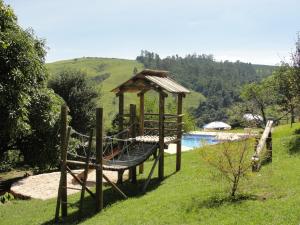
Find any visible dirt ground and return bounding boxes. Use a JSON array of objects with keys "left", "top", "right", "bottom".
[{"left": 10, "top": 169, "right": 127, "bottom": 200}]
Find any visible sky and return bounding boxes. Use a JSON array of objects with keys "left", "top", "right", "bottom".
[{"left": 4, "top": 0, "right": 300, "bottom": 65}]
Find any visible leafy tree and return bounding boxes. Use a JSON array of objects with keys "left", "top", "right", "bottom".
[
  {"left": 272, "top": 64, "right": 298, "bottom": 125},
  {"left": 49, "top": 69, "right": 100, "bottom": 133},
  {"left": 0, "top": 1, "right": 48, "bottom": 156},
  {"left": 16, "top": 89, "right": 63, "bottom": 170},
  {"left": 291, "top": 34, "right": 300, "bottom": 98},
  {"left": 240, "top": 79, "right": 276, "bottom": 126}
]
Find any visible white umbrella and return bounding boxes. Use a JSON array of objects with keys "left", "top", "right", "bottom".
[
  {"left": 243, "top": 113, "right": 263, "bottom": 121},
  {"left": 203, "top": 121, "right": 231, "bottom": 130}
]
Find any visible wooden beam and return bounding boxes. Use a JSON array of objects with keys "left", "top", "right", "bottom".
[
  {"left": 142, "top": 150, "right": 161, "bottom": 193},
  {"left": 102, "top": 174, "right": 127, "bottom": 199},
  {"left": 65, "top": 166, "right": 95, "bottom": 198},
  {"left": 158, "top": 92, "right": 165, "bottom": 180},
  {"left": 60, "top": 105, "right": 68, "bottom": 218},
  {"left": 118, "top": 93, "right": 124, "bottom": 137},
  {"left": 176, "top": 94, "right": 183, "bottom": 171},
  {"left": 252, "top": 120, "right": 273, "bottom": 171},
  {"left": 139, "top": 93, "right": 145, "bottom": 174},
  {"left": 95, "top": 108, "right": 103, "bottom": 212},
  {"left": 66, "top": 160, "right": 99, "bottom": 168},
  {"left": 79, "top": 129, "right": 93, "bottom": 217},
  {"left": 130, "top": 104, "right": 137, "bottom": 183}
]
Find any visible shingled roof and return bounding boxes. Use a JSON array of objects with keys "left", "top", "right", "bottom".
[{"left": 111, "top": 69, "right": 190, "bottom": 94}]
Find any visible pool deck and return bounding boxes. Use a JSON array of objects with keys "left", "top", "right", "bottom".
[
  {"left": 189, "top": 131, "right": 253, "bottom": 141},
  {"left": 165, "top": 130, "right": 255, "bottom": 154}
]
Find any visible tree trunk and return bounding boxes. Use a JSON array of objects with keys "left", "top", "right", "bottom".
[
  {"left": 260, "top": 106, "right": 267, "bottom": 127},
  {"left": 291, "top": 106, "right": 295, "bottom": 127},
  {"left": 231, "top": 177, "right": 239, "bottom": 197}
]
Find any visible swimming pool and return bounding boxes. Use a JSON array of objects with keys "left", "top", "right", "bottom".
[{"left": 182, "top": 134, "right": 219, "bottom": 148}]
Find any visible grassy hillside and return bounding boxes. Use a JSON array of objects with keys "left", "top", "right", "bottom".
[
  {"left": 47, "top": 57, "right": 205, "bottom": 128},
  {"left": 1, "top": 123, "right": 300, "bottom": 224}
]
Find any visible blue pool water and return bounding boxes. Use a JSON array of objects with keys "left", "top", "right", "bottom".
[{"left": 182, "top": 134, "right": 219, "bottom": 148}]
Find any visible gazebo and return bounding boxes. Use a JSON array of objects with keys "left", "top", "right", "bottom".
[{"left": 111, "top": 69, "right": 190, "bottom": 180}]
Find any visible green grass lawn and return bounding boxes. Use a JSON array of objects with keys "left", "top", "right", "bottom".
[
  {"left": 1, "top": 123, "right": 300, "bottom": 225},
  {"left": 46, "top": 57, "right": 205, "bottom": 129}
]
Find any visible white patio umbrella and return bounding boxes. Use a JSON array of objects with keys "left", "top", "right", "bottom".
[
  {"left": 243, "top": 113, "right": 263, "bottom": 121},
  {"left": 203, "top": 121, "right": 231, "bottom": 130}
]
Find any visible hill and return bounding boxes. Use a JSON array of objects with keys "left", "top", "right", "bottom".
[
  {"left": 46, "top": 57, "right": 205, "bottom": 128},
  {"left": 136, "top": 51, "right": 276, "bottom": 126}
]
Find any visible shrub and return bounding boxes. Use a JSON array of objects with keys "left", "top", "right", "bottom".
[
  {"left": 294, "top": 128, "right": 300, "bottom": 135},
  {"left": 287, "top": 135, "right": 300, "bottom": 154},
  {"left": 201, "top": 137, "right": 253, "bottom": 197},
  {"left": 17, "top": 89, "right": 64, "bottom": 171},
  {"left": 0, "top": 192, "right": 14, "bottom": 204}
]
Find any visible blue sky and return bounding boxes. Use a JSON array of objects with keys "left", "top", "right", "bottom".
[{"left": 4, "top": 0, "right": 300, "bottom": 65}]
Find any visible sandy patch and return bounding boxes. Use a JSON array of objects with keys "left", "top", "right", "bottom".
[{"left": 11, "top": 169, "right": 127, "bottom": 200}]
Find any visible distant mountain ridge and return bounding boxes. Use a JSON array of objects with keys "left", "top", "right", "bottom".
[{"left": 47, "top": 56, "right": 276, "bottom": 127}]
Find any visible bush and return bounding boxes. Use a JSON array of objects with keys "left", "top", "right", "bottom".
[
  {"left": 49, "top": 69, "right": 100, "bottom": 133},
  {"left": 0, "top": 192, "right": 14, "bottom": 204},
  {"left": 294, "top": 128, "right": 300, "bottom": 135},
  {"left": 17, "top": 89, "right": 64, "bottom": 170},
  {"left": 287, "top": 135, "right": 300, "bottom": 154},
  {"left": 201, "top": 138, "right": 253, "bottom": 197}
]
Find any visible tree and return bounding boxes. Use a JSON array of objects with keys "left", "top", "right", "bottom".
[
  {"left": 0, "top": 1, "right": 48, "bottom": 156},
  {"left": 291, "top": 34, "right": 300, "bottom": 94},
  {"left": 241, "top": 79, "right": 276, "bottom": 126},
  {"left": 272, "top": 64, "right": 298, "bottom": 125},
  {"left": 201, "top": 137, "right": 253, "bottom": 197},
  {"left": 16, "top": 89, "right": 64, "bottom": 170},
  {"left": 49, "top": 69, "right": 100, "bottom": 133}
]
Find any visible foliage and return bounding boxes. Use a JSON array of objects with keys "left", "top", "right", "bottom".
[
  {"left": 290, "top": 33, "right": 300, "bottom": 99},
  {"left": 201, "top": 138, "right": 253, "bottom": 197},
  {"left": 240, "top": 79, "right": 277, "bottom": 126},
  {"left": 271, "top": 64, "right": 298, "bottom": 125},
  {"left": 16, "top": 89, "right": 63, "bottom": 170},
  {"left": 287, "top": 135, "right": 300, "bottom": 154},
  {"left": 0, "top": 192, "right": 14, "bottom": 204},
  {"left": 136, "top": 50, "right": 275, "bottom": 126},
  {"left": 0, "top": 150, "right": 21, "bottom": 172},
  {"left": 49, "top": 69, "right": 100, "bottom": 133},
  {"left": 0, "top": 0, "right": 48, "bottom": 156}
]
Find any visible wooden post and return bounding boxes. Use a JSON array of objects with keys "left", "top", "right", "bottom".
[
  {"left": 60, "top": 105, "right": 68, "bottom": 218},
  {"left": 130, "top": 104, "right": 137, "bottom": 138},
  {"left": 130, "top": 104, "right": 137, "bottom": 184},
  {"left": 139, "top": 93, "right": 145, "bottom": 135},
  {"left": 266, "top": 132, "right": 272, "bottom": 162},
  {"left": 118, "top": 93, "right": 124, "bottom": 137},
  {"left": 79, "top": 129, "right": 93, "bottom": 217},
  {"left": 252, "top": 135, "right": 259, "bottom": 172},
  {"left": 139, "top": 93, "right": 144, "bottom": 174},
  {"left": 95, "top": 108, "right": 103, "bottom": 212},
  {"left": 158, "top": 92, "right": 165, "bottom": 180},
  {"left": 176, "top": 94, "right": 183, "bottom": 171}
]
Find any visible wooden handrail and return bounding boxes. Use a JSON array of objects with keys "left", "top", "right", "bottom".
[
  {"left": 144, "top": 113, "right": 185, "bottom": 118},
  {"left": 252, "top": 120, "right": 273, "bottom": 171}
]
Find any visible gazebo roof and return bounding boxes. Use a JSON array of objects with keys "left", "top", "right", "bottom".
[{"left": 111, "top": 69, "right": 190, "bottom": 94}]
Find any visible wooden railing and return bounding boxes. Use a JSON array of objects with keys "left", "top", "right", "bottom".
[{"left": 252, "top": 120, "right": 273, "bottom": 171}]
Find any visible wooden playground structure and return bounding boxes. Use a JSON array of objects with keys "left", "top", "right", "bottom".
[{"left": 55, "top": 69, "right": 190, "bottom": 221}]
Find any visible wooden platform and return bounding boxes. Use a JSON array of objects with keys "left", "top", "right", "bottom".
[{"left": 135, "top": 135, "right": 177, "bottom": 144}]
